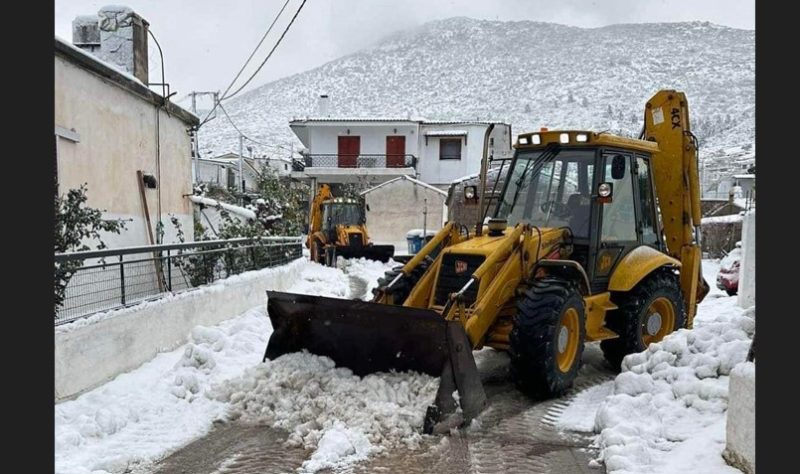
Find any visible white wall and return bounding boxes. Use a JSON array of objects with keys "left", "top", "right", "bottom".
[
  {"left": 304, "top": 122, "right": 421, "bottom": 160},
  {"left": 417, "top": 123, "right": 513, "bottom": 185},
  {"left": 55, "top": 259, "right": 307, "bottom": 401},
  {"left": 724, "top": 361, "right": 755, "bottom": 474},
  {"left": 738, "top": 211, "right": 755, "bottom": 308}
]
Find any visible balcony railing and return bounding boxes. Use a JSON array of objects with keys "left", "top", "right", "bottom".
[{"left": 300, "top": 154, "right": 417, "bottom": 170}]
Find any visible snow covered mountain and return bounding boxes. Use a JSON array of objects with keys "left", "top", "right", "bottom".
[{"left": 199, "top": 17, "right": 754, "bottom": 187}]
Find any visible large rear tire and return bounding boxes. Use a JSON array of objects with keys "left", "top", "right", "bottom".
[
  {"left": 372, "top": 256, "right": 433, "bottom": 304},
  {"left": 509, "top": 278, "right": 586, "bottom": 399},
  {"left": 600, "top": 269, "right": 686, "bottom": 371}
]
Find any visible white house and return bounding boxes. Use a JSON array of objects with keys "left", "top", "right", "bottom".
[
  {"left": 289, "top": 102, "right": 512, "bottom": 190},
  {"left": 55, "top": 6, "right": 198, "bottom": 248}
]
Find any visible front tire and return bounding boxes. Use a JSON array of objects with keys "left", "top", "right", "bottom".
[
  {"left": 600, "top": 269, "right": 686, "bottom": 370},
  {"left": 509, "top": 278, "right": 586, "bottom": 399}
]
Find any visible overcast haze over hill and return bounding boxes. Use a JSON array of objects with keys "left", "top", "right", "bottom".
[{"left": 199, "top": 17, "right": 755, "bottom": 187}]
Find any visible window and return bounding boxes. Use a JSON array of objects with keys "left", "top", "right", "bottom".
[
  {"left": 498, "top": 149, "right": 594, "bottom": 239},
  {"left": 636, "top": 157, "right": 659, "bottom": 246},
  {"left": 600, "top": 153, "right": 637, "bottom": 242},
  {"left": 439, "top": 138, "right": 462, "bottom": 160},
  {"left": 284, "top": 164, "right": 288, "bottom": 171}
]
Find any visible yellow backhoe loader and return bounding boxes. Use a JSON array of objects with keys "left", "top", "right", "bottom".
[
  {"left": 266, "top": 90, "right": 709, "bottom": 433},
  {"left": 306, "top": 184, "right": 394, "bottom": 266}
]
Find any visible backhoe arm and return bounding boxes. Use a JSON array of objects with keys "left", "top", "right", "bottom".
[
  {"left": 643, "top": 90, "right": 708, "bottom": 327},
  {"left": 306, "top": 183, "right": 333, "bottom": 248}
]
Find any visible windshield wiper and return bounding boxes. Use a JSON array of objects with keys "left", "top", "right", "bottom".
[{"left": 500, "top": 143, "right": 561, "bottom": 214}]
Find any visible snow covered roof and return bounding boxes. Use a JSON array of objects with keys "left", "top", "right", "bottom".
[
  {"left": 291, "top": 117, "right": 510, "bottom": 126},
  {"left": 424, "top": 130, "right": 468, "bottom": 136},
  {"left": 291, "top": 117, "right": 423, "bottom": 123},
  {"left": 701, "top": 213, "right": 744, "bottom": 225},
  {"left": 360, "top": 175, "right": 447, "bottom": 196},
  {"left": 55, "top": 36, "right": 199, "bottom": 126}
]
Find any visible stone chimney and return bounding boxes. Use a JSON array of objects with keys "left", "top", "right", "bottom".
[
  {"left": 317, "top": 94, "right": 330, "bottom": 117},
  {"left": 96, "top": 5, "right": 149, "bottom": 83}
]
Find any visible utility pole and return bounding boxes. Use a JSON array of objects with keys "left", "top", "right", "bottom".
[
  {"left": 238, "top": 134, "right": 245, "bottom": 200},
  {"left": 423, "top": 198, "right": 428, "bottom": 245}
]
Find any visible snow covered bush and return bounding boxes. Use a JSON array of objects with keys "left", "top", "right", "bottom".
[{"left": 54, "top": 184, "right": 127, "bottom": 313}]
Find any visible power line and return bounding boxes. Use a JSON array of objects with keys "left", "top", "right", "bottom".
[
  {"left": 221, "top": 0, "right": 308, "bottom": 101},
  {"left": 217, "top": 102, "right": 296, "bottom": 155},
  {"left": 220, "top": 0, "right": 292, "bottom": 101},
  {"left": 198, "top": 0, "right": 302, "bottom": 127}
]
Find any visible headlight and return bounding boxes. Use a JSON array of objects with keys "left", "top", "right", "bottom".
[
  {"left": 464, "top": 185, "right": 477, "bottom": 200},
  {"left": 598, "top": 182, "right": 613, "bottom": 197},
  {"left": 531, "top": 134, "right": 541, "bottom": 145}
]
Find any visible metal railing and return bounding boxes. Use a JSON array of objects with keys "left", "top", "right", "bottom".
[
  {"left": 302, "top": 154, "right": 417, "bottom": 169},
  {"left": 54, "top": 236, "right": 302, "bottom": 325}
]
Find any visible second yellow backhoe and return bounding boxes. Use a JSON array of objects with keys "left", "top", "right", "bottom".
[
  {"left": 266, "top": 90, "right": 709, "bottom": 433},
  {"left": 306, "top": 184, "right": 394, "bottom": 266}
]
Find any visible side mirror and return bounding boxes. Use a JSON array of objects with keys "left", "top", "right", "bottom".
[
  {"left": 597, "top": 182, "right": 614, "bottom": 203},
  {"left": 611, "top": 155, "right": 626, "bottom": 180}
]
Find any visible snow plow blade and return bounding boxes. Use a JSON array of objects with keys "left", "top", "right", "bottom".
[
  {"left": 264, "top": 291, "right": 487, "bottom": 433},
  {"left": 335, "top": 244, "right": 395, "bottom": 262}
]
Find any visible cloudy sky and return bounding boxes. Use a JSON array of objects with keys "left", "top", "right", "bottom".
[{"left": 55, "top": 0, "right": 754, "bottom": 106}]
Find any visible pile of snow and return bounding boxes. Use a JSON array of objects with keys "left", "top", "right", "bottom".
[
  {"left": 55, "top": 257, "right": 399, "bottom": 474},
  {"left": 552, "top": 261, "right": 755, "bottom": 473},
  {"left": 337, "top": 257, "right": 400, "bottom": 299},
  {"left": 593, "top": 300, "right": 754, "bottom": 473},
  {"left": 55, "top": 307, "right": 272, "bottom": 474},
  {"left": 213, "top": 352, "right": 438, "bottom": 472}
]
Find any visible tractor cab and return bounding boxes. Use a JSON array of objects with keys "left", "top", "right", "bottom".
[
  {"left": 321, "top": 198, "right": 365, "bottom": 245},
  {"left": 495, "top": 130, "right": 663, "bottom": 293}
]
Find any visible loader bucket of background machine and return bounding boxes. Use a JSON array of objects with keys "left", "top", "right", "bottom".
[
  {"left": 264, "top": 290, "right": 487, "bottom": 434},
  {"left": 335, "top": 244, "right": 395, "bottom": 262}
]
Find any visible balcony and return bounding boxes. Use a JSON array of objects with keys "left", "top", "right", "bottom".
[
  {"left": 291, "top": 154, "right": 417, "bottom": 184},
  {"left": 298, "top": 154, "right": 417, "bottom": 170}
]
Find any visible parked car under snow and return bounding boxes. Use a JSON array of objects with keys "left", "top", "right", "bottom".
[{"left": 717, "top": 243, "right": 742, "bottom": 296}]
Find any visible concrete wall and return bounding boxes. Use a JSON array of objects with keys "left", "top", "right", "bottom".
[
  {"left": 304, "top": 122, "right": 421, "bottom": 159},
  {"left": 724, "top": 361, "right": 755, "bottom": 474},
  {"left": 363, "top": 178, "right": 447, "bottom": 245},
  {"left": 417, "top": 124, "right": 512, "bottom": 185},
  {"left": 55, "top": 53, "right": 194, "bottom": 248},
  {"left": 54, "top": 259, "right": 307, "bottom": 401},
  {"left": 738, "top": 211, "right": 755, "bottom": 308}
]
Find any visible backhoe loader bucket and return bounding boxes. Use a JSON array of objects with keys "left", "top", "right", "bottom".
[
  {"left": 264, "top": 291, "right": 487, "bottom": 433},
  {"left": 334, "top": 244, "right": 395, "bottom": 262}
]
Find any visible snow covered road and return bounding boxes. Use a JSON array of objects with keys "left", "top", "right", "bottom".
[
  {"left": 55, "top": 258, "right": 399, "bottom": 474},
  {"left": 56, "top": 258, "right": 750, "bottom": 474}
]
